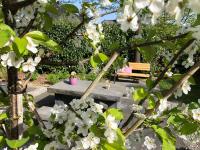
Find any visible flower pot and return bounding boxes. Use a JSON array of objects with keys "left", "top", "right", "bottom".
[{"left": 69, "top": 78, "right": 78, "bottom": 85}]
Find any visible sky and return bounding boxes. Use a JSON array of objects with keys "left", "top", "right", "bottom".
[{"left": 60, "top": 0, "right": 117, "bottom": 22}]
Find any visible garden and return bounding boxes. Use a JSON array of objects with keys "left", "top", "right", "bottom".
[{"left": 0, "top": 0, "right": 200, "bottom": 150}]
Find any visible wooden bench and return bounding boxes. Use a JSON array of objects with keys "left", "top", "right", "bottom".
[{"left": 114, "top": 62, "right": 150, "bottom": 83}]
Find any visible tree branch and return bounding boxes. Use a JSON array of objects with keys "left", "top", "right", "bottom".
[
  {"left": 19, "top": 10, "right": 38, "bottom": 37},
  {"left": 122, "top": 39, "right": 196, "bottom": 130},
  {"left": 133, "top": 32, "right": 190, "bottom": 48},
  {"left": 9, "top": 0, "right": 37, "bottom": 14},
  {"left": 124, "top": 60, "right": 200, "bottom": 137}
]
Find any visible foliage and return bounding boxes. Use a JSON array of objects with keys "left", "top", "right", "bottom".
[{"left": 46, "top": 72, "right": 70, "bottom": 84}]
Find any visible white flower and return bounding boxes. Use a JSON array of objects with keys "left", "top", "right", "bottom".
[
  {"left": 105, "top": 115, "right": 118, "bottom": 130},
  {"left": 182, "top": 80, "right": 191, "bottom": 95},
  {"left": 132, "top": 104, "right": 143, "bottom": 112},
  {"left": 165, "top": 71, "right": 173, "bottom": 77},
  {"left": 187, "top": 0, "right": 200, "bottom": 13},
  {"left": 134, "top": 113, "right": 146, "bottom": 119},
  {"left": 174, "top": 88, "right": 183, "bottom": 99},
  {"left": 149, "top": 0, "right": 164, "bottom": 15},
  {"left": 38, "top": 0, "right": 48, "bottom": 4},
  {"left": 85, "top": 22, "right": 101, "bottom": 46},
  {"left": 158, "top": 98, "right": 168, "bottom": 113},
  {"left": 44, "top": 141, "right": 65, "bottom": 150},
  {"left": 134, "top": 0, "right": 164, "bottom": 24},
  {"left": 187, "top": 25, "right": 200, "bottom": 41},
  {"left": 144, "top": 136, "right": 157, "bottom": 150},
  {"left": 100, "top": 0, "right": 112, "bottom": 7},
  {"left": 26, "top": 37, "right": 38, "bottom": 53},
  {"left": 104, "top": 128, "right": 117, "bottom": 143},
  {"left": 92, "top": 103, "right": 103, "bottom": 114},
  {"left": 81, "top": 133, "right": 100, "bottom": 149},
  {"left": 22, "top": 57, "right": 38, "bottom": 72},
  {"left": 174, "top": 80, "right": 191, "bottom": 98},
  {"left": 1, "top": 52, "right": 24, "bottom": 68},
  {"left": 117, "top": 5, "right": 139, "bottom": 32},
  {"left": 192, "top": 108, "right": 200, "bottom": 121},
  {"left": 134, "top": 0, "right": 150, "bottom": 9},
  {"left": 166, "top": 0, "right": 183, "bottom": 23},
  {"left": 24, "top": 143, "right": 38, "bottom": 150}
]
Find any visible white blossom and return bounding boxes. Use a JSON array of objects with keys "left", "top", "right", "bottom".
[
  {"left": 85, "top": 22, "right": 101, "bottom": 46},
  {"left": 144, "top": 136, "right": 157, "bottom": 150},
  {"left": 134, "top": 0, "right": 164, "bottom": 24},
  {"left": 81, "top": 133, "right": 100, "bottom": 149},
  {"left": 174, "top": 80, "right": 191, "bottom": 98},
  {"left": 105, "top": 115, "right": 118, "bottom": 130},
  {"left": 192, "top": 108, "right": 200, "bottom": 121},
  {"left": 187, "top": 0, "right": 200, "bottom": 14},
  {"left": 104, "top": 128, "right": 117, "bottom": 143},
  {"left": 26, "top": 37, "right": 38, "bottom": 53},
  {"left": 166, "top": 0, "right": 183, "bottom": 23},
  {"left": 165, "top": 71, "right": 173, "bottom": 77},
  {"left": 158, "top": 98, "right": 168, "bottom": 113},
  {"left": 132, "top": 104, "right": 143, "bottom": 112},
  {"left": 117, "top": 4, "right": 139, "bottom": 32},
  {"left": 24, "top": 143, "right": 38, "bottom": 150},
  {"left": 22, "top": 57, "right": 39, "bottom": 72},
  {"left": 100, "top": 0, "right": 112, "bottom": 7},
  {"left": 1, "top": 51, "right": 24, "bottom": 68}
]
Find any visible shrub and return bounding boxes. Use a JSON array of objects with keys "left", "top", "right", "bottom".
[{"left": 47, "top": 72, "right": 70, "bottom": 84}]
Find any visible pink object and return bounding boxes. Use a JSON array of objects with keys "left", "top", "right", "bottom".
[
  {"left": 118, "top": 66, "right": 132, "bottom": 73},
  {"left": 69, "top": 78, "right": 78, "bottom": 85}
]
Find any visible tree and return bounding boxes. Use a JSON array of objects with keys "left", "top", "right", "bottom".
[{"left": 0, "top": 0, "right": 200, "bottom": 149}]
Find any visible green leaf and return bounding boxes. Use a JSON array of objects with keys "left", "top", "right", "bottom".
[
  {"left": 0, "top": 113, "right": 8, "bottom": 120},
  {"left": 90, "top": 55, "right": 102, "bottom": 68},
  {"left": 13, "top": 37, "right": 28, "bottom": 56},
  {"left": 90, "top": 125, "right": 105, "bottom": 137},
  {"left": 25, "top": 31, "right": 48, "bottom": 42},
  {"left": 46, "top": 4, "right": 58, "bottom": 14},
  {"left": 41, "top": 39, "right": 61, "bottom": 52},
  {"left": 152, "top": 125, "right": 176, "bottom": 150},
  {"left": 133, "top": 88, "right": 148, "bottom": 101},
  {"left": 26, "top": 31, "right": 60, "bottom": 51},
  {"left": 61, "top": 4, "right": 79, "bottom": 13},
  {"left": 0, "top": 30, "right": 11, "bottom": 48},
  {"left": 146, "top": 78, "right": 153, "bottom": 89},
  {"left": 101, "top": 129, "right": 126, "bottom": 150},
  {"left": 6, "top": 137, "right": 30, "bottom": 148},
  {"left": 147, "top": 95, "right": 156, "bottom": 109},
  {"left": 0, "top": 23, "right": 15, "bottom": 35},
  {"left": 43, "top": 13, "right": 53, "bottom": 30},
  {"left": 159, "top": 79, "right": 173, "bottom": 90},
  {"left": 167, "top": 114, "right": 199, "bottom": 135},
  {"left": 98, "top": 53, "right": 109, "bottom": 63},
  {"left": 104, "top": 108, "right": 124, "bottom": 121},
  {"left": 0, "top": 9, "right": 4, "bottom": 23}
]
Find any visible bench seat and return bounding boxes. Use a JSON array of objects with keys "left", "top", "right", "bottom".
[{"left": 117, "top": 72, "right": 150, "bottom": 78}]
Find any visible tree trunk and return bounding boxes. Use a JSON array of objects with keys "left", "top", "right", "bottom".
[
  {"left": 7, "top": 67, "right": 23, "bottom": 139},
  {"left": 135, "top": 50, "right": 141, "bottom": 62}
]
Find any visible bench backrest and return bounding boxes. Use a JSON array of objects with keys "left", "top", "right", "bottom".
[{"left": 128, "top": 62, "right": 150, "bottom": 71}]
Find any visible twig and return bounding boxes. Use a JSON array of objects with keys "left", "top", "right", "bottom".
[
  {"left": 122, "top": 39, "right": 195, "bottom": 130},
  {"left": 133, "top": 32, "right": 190, "bottom": 48},
  {"left": 24, "top": 93, "right": 46, "bottom": 129},
  {"left": 124, "top": 60, "right": 200, "bottom": 137},
  {"left": 19, "top": 10, "right": 38, "bottom": 37},
  {"left": 80, "top": 52, "right": 119, "bottom": 101},
  {"left": 9, "top": 0, "right": 37, "bottom": 14}
]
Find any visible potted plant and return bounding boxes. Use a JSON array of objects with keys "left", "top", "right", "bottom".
[{"left": 69, "top": 71, "right": 78, "bottom": 85}]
